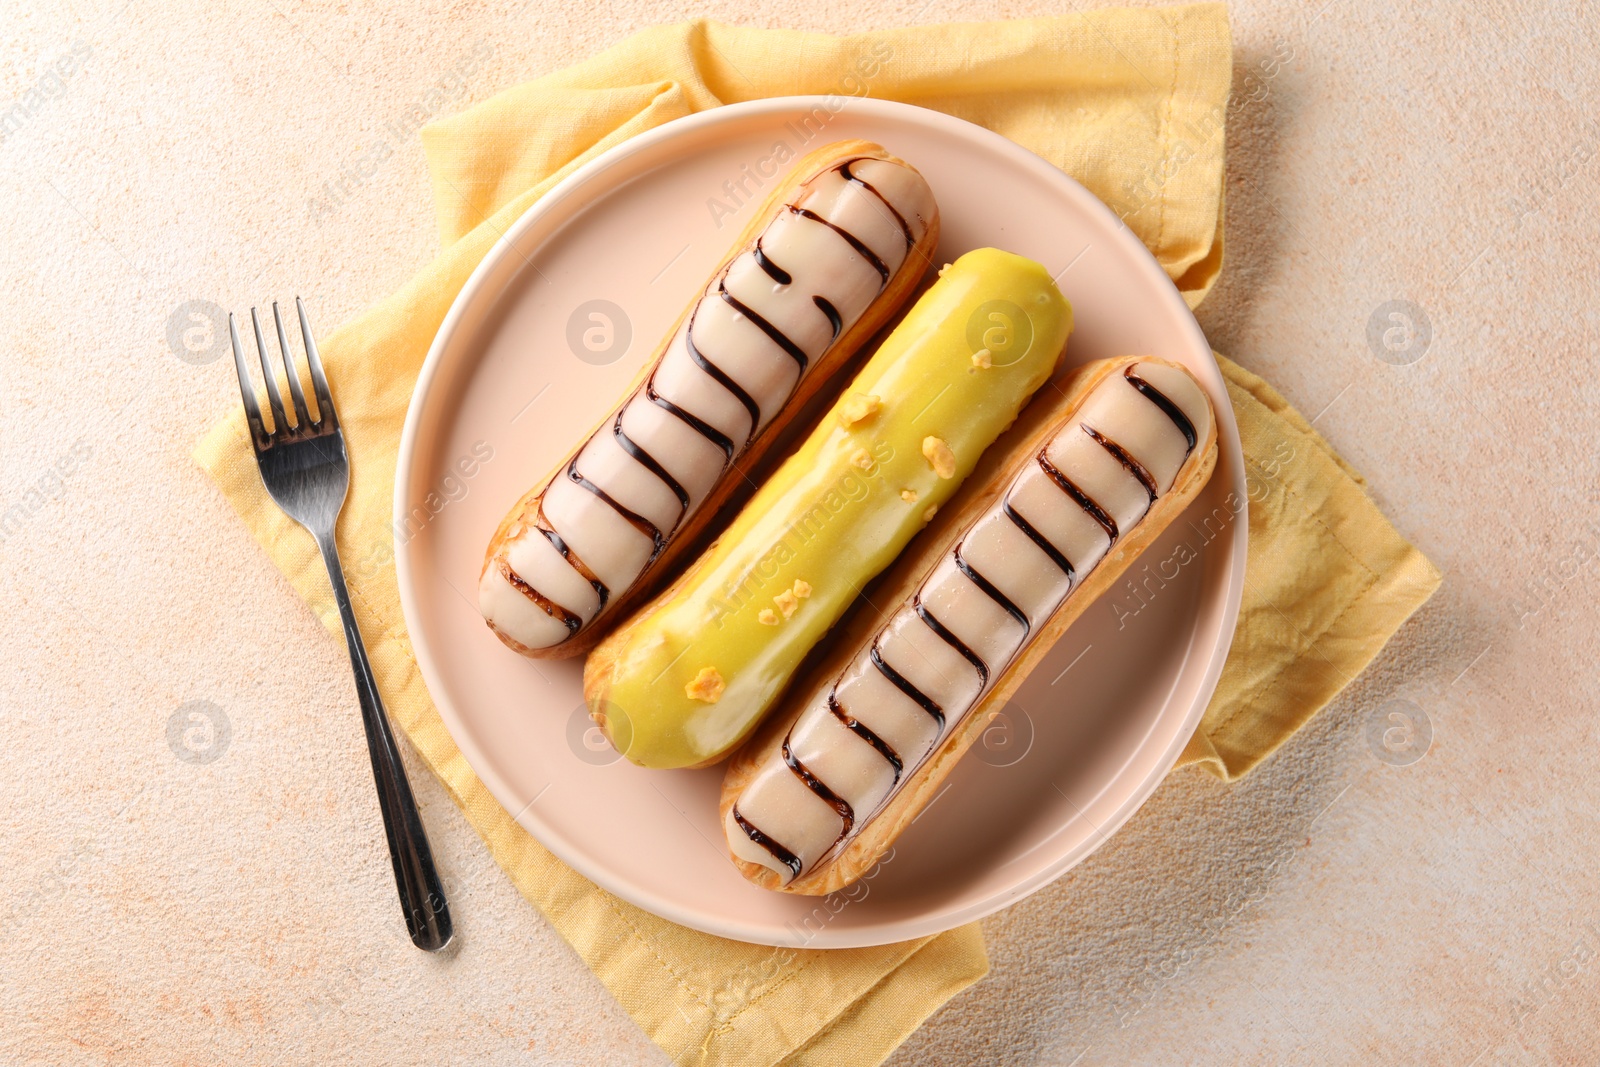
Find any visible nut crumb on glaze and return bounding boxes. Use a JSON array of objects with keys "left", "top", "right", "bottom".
[
  {"left": 792, "top": 579, "right": 812, "bottom": 599},
  {"left": 774, "top": 589, "right": 799, "bottom": 617},
  {"left": 971, "top": 348, "right": 992, "bottom": 369},
  {"left": 922, "top": 504, "right": 938, "bottom": 522},
  {"left": 900, "top": 488, "right": 918, "bottom": 503},
  {"left": 922, "top": 436, "right": 957, "bottom": 479},
  {"left": 849, "top": 447, "right": 874, "bottom": 471},
  {"left": 685, "top": 666, "right": 725, "bottom": 703},
  {"left": 758, "top": 608, "right": 779, "bottom": 626},
  {"left": 837, "top": 392, "right": 882, "bottom": 427}
]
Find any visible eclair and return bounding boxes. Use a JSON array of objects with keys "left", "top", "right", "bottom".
[
  {"left": 479, "top": 140, "right": 939, "bottom": 658},
  {"left": 720, "top": 356, "right": 1218, "bottom": 893},
  {"left": 583, "top": 248, "right": 1075, "bottom": 769}
]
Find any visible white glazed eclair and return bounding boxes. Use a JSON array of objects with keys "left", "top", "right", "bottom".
[
  {"left": 720, "top": 356, "right": 1219, "bottom": 893},
  {"left": 480, "top": 140, "right": 939, "bottom": 659}
]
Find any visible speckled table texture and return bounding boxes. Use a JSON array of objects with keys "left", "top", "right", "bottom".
[{"left": 2, "top": 1, "right": 1596, "bottom": 1064}]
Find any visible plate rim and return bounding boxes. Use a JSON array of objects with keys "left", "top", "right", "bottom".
[{"left": 395, "top": 94, "right": 1247, "bottom": 947}]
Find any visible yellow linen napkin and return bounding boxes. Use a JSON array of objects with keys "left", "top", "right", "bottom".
[
  {"left": 1179, "top": 355, "right": 1441, "bottom": 779},
  {"left": 194, "top": 8, "right": 1439, "bottom": 1065}
]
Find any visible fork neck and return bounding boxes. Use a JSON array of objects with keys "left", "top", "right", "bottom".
[{"left": 312, "top": 531, "right": 356, "bottom": 616}]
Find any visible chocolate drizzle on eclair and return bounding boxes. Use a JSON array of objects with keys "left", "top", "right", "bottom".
[
  {"left": 718, "top": 282, "right": 810, "bottom": 372},
  {"left": 841, "top": 159, "right": 917, "bottom": 247},
  {"left": 613, "top": 410, "right": 689, "bottom": 512},
  {"left": 752, "top": 237, "right": 791, "bottom": 284},
  {"left": 814, "top": 296, "right": 843, "bottom": 339},
  {"left": 494, "top": 154, "right": 928, "bottom": 645},
  {"left": 498, "top": 560, "right": 581, "bottom": 635},
  {"left": 869, "top": 641, "right": 945, "bottom": 729},
  {"left": 1001, "top": 498, "right": 1075, "bottom": 580},
  {"left": 783, "top": 738, "right": 855, "bottom": 836},
  {"left": 731, "top": 805, "right": 802, "bottom": 879},
  {"left": 537, "top": 521, "right": 608, "bottom": 612},
  {"left": 914, "top": 594, "right": 990, "bottom": 685},
  {"left": 953, "top": 546, "right": 1031, "bottom": 635},
  {"left": 1125, "top": 366, "right": 1197, "bottom": 452},
  {"left": 789, "top": 206, "right": 891, "bottom": 281},
  {"left": 685, "top": 304, "right": 764, "bottom": 439},
  {"left": 646, "top": 377, "right": 735, "bottom": 462},
  {"left": 1038, "top": 449, "right": 1119, "bottom": 545},
  {"left": 828, "top": 692, "right": 903, "bottom": 782},
  {"left": 1084, "top": 425, "right": 1158, "bottom": 503},
  {"left": 727, "top": 360, "right": 1214, "bottom": 887},
  {"left": 565, "top": 457, "right": 667, "bottom": 561}
]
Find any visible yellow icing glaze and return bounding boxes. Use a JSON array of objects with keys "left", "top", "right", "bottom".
[{"left": 588, "top": 248, "right": 1073, "bottom": 769}]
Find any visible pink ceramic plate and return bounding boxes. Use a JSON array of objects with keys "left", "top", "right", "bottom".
[{"left": 395, "top": 97, "right": 1245, "bottom": 947}]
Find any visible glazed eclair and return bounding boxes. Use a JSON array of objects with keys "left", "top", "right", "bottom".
[
  {"left": 480, "top": 140, "right": 939, "bottom": 658},
  {"left": 720, "top": 356, "right": 1218, "bottom": 894},
  {"left": 582, "top": 249, "right": 1073, "bottom": 770}
]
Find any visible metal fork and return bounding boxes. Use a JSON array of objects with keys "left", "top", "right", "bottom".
[{"left": 227, "top": 298, "right": 453, "bottom": 952}]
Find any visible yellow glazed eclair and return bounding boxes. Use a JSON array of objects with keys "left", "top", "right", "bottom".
[
  {"left": 720, "top": 355, "right": 1218, "bottom": 894},
  {"left": 583, "top": 248, "right": 1074, "bottom": 769},
  {"left": 479, "top": 140, "right": 939, "bottom": 659}
]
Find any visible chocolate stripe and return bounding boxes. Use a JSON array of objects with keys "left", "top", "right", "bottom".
[
  {"left": 1124, "top": 366, "right": 1197, "bottom": 453},
  {"left": 567, "top": 459, "right": 667, "bottom": 559},
  {"left": 1001, "top": 497, "right": 1076, "bottom": 581},
  {"left": 686, "top": 306, "right": 762, "bottom": 435},
  {"left": 503, "top": 155, "right": 925, "bottom": 654},
  {"left": 731, "top": 805, "right": 802, "bottom": 879},
  {"left": 612, "top": 411, "right": 689, "bottom": 516},
  {"left": 789, "top": 205, "right": 890, "bottom": 282},
  {"left": 869, "top": 641, "right": 945, "bottom": 729},
  {"left": 953, "top": 546, "right": 1031, "bottom": 635},
  {"left": 1084, "top": 424, "right": 1158, "bottom": 503},
  {"left": 535, "top": 516, "right": 609, "bottom": 611},
  {"left": 840, "top": 157, "right": 917, "bottom": 248},
  {"left": 498, "top": 559, "right": 581, "bottom": 635},
  {"left": 645, "top": 378, "right": 735, "bottom": 462},
  {"left": 752, "top": 237, "right": 792, "bottom": 285},
  {"left": 828, "top": 692, "right": 903, "bottom": 782},
  {"left": 783, "top": 737, "right": 855, "bottom": 837},
  {"left": 1038, "top": 449, "right": 1119, "bottom": 544},
  {"left": 914, "top": 594, "right": 990, "bottom": 685},
  {"left": 719, "top": 283, "right": 810, "bottom": 372},
  {"left": 813, "top": 295, "right": 842, "bottom": 340}
]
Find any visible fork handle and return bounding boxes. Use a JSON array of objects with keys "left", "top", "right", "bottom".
[{"left": 316, "top": 534, "right": 454, "bottom": 952}]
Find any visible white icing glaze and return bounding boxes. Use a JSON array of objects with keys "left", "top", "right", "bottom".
[
  {"left": 727, "top": 359, "right": 1213, "bottom": 885},
  {"left": 1007, "top": 464, "right": 1111, "bottom": 577},
  {"left": 878, "top": 610, "right": 984, "bottom": 716},
  {"left": 477, "top": 564, "right": 571, "bottom": 650},
  {"left": 540, "top": 473, "right": 654, "bottom": 596},
  {"left": 833, "top": 656, "right": 944, "bottom": 764},
  {"left": 505, "top": 526, "right": 600, "bottom": 621},
  {"left": 569, "top": 424, "right": 682, "bottom": 535},
  {"left": 618, "top": 396, "right": 723, "bottom": 502},
  {"left": 756, "top": 210, "right": 881, "bottom": 325},
  {"left": 482, "top": 152, "right": 936, "bottom": 649},
  {"left": 959, "top": 510, "right": 1072, "bottom": 627},
  {"left": 793, "top": 167, "right": 910, "bottom": 275},
  {"left": 790, "top": 700, "right": 899, "bottom": 816},
  {"left": 722, "top": 259, "right": 833, "bottom": 374}
]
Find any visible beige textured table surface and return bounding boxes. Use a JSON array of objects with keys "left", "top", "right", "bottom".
[{"left": 2, "top": 1, "right": 1596, "bottom": 1064}]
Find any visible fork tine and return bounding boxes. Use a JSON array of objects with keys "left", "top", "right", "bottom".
[
  {"left": 296, "top": 296, "right": 338, "bottom": 430},
  {"left": 273, "top": 301, "right": 315, "bottom": 430},
  {"left": 228, "top": 313, "right": 270, "bottom": 450},
  {"left": 251, "top": 307, "right": 289, "bottom": 434}
]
